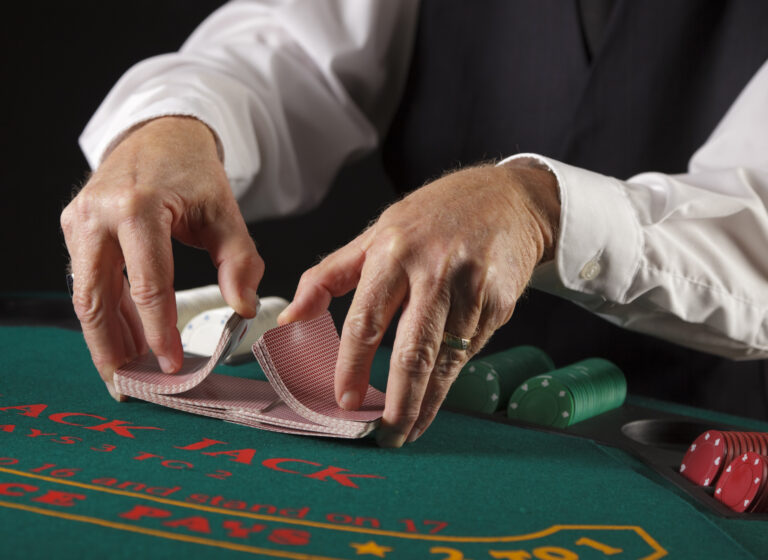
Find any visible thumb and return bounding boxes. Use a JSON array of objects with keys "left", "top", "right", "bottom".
[{"left": 200, "top": 212, "right": 264, "bottom": 318}]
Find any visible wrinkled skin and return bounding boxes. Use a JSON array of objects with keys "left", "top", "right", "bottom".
[
  {"left": 62, "top": 116, "right": 559, "bottom": 446},
  {"left": 61, "top": 117, "right": 263, "bottom": 399},
  {"left": 278, "top": 162, "right": 560, "bottom": 446}
]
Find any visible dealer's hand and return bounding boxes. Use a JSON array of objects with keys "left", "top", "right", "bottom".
[
  {"left": 278, "top": 160, "right": 560, "bottom": 447},
  {"left": 61, "top": 116, "right": 263, "bottom": 400}
]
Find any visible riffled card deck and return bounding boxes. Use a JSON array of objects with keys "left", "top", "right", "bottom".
[{"left": 114, "top": 311, "right": 384, "bottom": 438}]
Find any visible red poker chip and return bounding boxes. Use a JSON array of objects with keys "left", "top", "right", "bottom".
[
  {"left": 752, "top": 433, "right": 765, "bottom": 456},
  {"left": 714, "top": 452, "right": 767, "bottom": 513},
  {"left": 742, "top": 432, "right": 754, "bottom": 452},
  {"left": 722, "top": 431, "right": 738, "bottom": 466},
  {"left": 754, "top": 432, "right": 768, "bottom": 457},
  {"left": 728, "top": 432, "right": 754, "bottom": 458},
  {"left": 751, "top": 458, "right": 768, "bottom": 513},
  {"left": 680, "top": 430, "right": 727, "bottom": 486},
  {"left": 745, "top": 432, "right": 762, "bottom": 456}
]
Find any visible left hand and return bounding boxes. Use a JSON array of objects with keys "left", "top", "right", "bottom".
[{"left": 278, "top": 160, "right": 560, "bottom": 447}]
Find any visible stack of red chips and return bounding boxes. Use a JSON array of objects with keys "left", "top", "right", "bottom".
[
  {"left": 679, "top": 430, "right": 768, "bottom": 513},
  {"left": 714, "top": 452, "right": 768, "bottom": 513}
]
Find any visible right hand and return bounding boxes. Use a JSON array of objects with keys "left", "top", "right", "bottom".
[{"left": 61, "top": 116, "right": 263, "bottom": 400}]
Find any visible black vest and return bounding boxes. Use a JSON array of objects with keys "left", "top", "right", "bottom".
[{"left": 382, "top": 0, "right": 768, "bottom": 418}]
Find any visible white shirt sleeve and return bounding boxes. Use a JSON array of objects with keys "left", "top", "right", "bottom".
[
  {"left": 504, "top": 58, "right": 768, "bottom": 360},
  {"left": 79, "top": 0, "right": 418, "bottom": 222}
]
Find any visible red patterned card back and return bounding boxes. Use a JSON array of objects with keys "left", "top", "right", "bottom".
[{"left": 254, "top": 312, "right": 385, "bottom": 426}]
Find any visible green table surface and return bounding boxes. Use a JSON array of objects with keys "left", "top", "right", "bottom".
[{"left": 1, "top": 326, "right": 767, "bottom": 560}]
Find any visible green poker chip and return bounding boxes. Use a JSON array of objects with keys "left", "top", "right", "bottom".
[
  {"left": 443, "top": 361, "right": 501, "bottom": 414},
  {"left": 476, "top": 346, "right": 555, "bottom": 410},
  {"left": 507, "top": 375, "right": 574, "bottom": 428},
  {"left": 506, "top": 358, "right": 626, "bottom": 428}
]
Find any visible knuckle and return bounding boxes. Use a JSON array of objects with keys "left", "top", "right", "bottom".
[
  {"left": 239, "top": 250, "right": 265, "bottom": 275},
  {"left": 115, "top": 185, "right": 166, "bottom": 224},
  {"left": 59, "top": 205, "right": 75, "bottom": 236},
  {"left": 62, "top": 190, "right": 99, "bottom": 231},
  {"left": 115, "top": 188, "right": 155, "bottom": 221},
  {"left": 435, "top": 349, "right": 465, "bottom": 378},
  {"left": 129, "top": 281, "right": 169, "bottom": 310},
  {"left": 298, "top": 265, "right": 320, "bottom": 287},
  {"left": 374, "top": 226, "right": 409, "bottom": 262},
  {"left": 345, "top": 311, "right": 385, "bottom": 347},
  {"left": 72, "top": 292, "right": 106, "bottom": 328},
  {"left": 73, "top": 189, "right": 102, "bottom": 217},
  {"left": 397, "top": 343, "right": 436, "bottom": 378},
  {"left": 62, "top": 184, "right": 128, "bottom": 239}
]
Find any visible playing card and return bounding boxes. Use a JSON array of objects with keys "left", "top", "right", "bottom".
[
  {"left": 113, "top": 309, "right": 384, "bottom": 438},
  {"left": 254, "top": 312, "right": 385, "bottom": 434}
]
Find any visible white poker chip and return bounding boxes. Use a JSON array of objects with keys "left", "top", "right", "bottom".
[
  {"left": 175, "top": 284, "right": 226, "bottom": 332},
  {"left": 180, "top": 296, "right": 289, "bottom": 363}
]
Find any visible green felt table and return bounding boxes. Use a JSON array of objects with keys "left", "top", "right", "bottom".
[{"left": 1, "top": 325, "right": 767, "bottom": 560}]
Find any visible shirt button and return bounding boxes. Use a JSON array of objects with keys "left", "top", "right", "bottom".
[{"left": 580, "top": 259, "right": 601, "bottom": 280}]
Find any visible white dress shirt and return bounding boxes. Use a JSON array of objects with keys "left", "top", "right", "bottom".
[{"left": 80, "top": 0, "right": 768, "bottom": 360}]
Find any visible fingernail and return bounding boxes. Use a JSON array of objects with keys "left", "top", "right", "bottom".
[
  {"left": 277, "top": 307, "right": 292, "bottom": 325},
  {"left": 158, "top": 355, "right": 175, "bottom": 374},
  {"left": 376, "top": 430, "right": 407, "bottom": 448},
  {"left": 340, "top": 390, "right": 359, "bottom": 410},
  {"left": 406, "top": 428, "right": 422, "bottom": 443}
]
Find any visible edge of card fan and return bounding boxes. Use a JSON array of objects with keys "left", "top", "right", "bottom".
[{"left": 114, "top": 309, "right": 384, "bottom": 439}]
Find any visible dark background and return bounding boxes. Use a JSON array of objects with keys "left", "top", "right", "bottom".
[
  {"left": 0, "top": 1, "right": 395, "bottom": 308},
  {"left": 3, "top": 2, "right": 767, "bottom": 419}
]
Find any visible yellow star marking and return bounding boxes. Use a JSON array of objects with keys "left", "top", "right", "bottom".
[{"left": 350, "top": 540, "right": 393, "bottom": 557}]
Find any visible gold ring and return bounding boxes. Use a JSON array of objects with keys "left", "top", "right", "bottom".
[{"left": 442, "top": 331, "right": 471, "bottom": 351}]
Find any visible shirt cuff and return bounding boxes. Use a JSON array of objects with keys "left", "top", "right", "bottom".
[
  {"left": 500, "top": 153, "right": 643, "bottom": 303},
  {"left": 79, "top": 90, "right": 228, "bottom": 170}
]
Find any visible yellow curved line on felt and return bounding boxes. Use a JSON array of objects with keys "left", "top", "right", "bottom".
[
  {"left": 0, "top": 499, "right": 342, "bottom": 560},
  {"left": 0, "top": 466, "right": 666, "bottom": 557}
]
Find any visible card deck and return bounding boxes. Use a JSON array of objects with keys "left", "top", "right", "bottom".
[{"left": 114, "top": 311, "right": 384, "bottom": 438}]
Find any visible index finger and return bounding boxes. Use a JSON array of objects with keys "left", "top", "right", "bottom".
[{"left": 117, "top": 210, "right": 181, "bottom": 373}]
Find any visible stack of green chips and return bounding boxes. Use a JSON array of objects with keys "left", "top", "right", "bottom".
[
  {"left": 443, "top": 360, "right": 501, "bottom": 413},
  {"left": 506, "top": 358, "right": 626, "bottom": 428},
  {"left": 476, "top": 346, "right": 556, "bottom": 409},
  {"left": 443, "top": 346, "right": 555, "bottom": 414}
]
